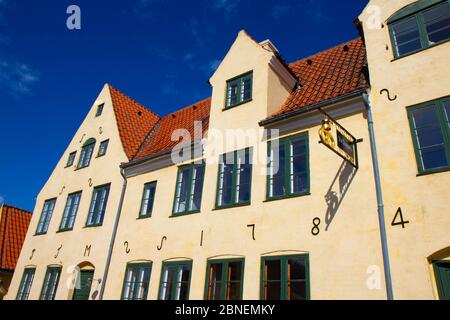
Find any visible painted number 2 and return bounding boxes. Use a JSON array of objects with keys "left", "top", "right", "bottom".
[{"left": 391, "top": 207, "right": 409, "bottom": 229}]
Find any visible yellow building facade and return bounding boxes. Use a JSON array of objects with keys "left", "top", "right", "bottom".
[{"left": 5, "top": 0, "right": 450, "bottom": 300}]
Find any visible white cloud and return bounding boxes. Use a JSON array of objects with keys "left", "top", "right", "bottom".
[
  {"left": 211, "top": 0, "right": 241, "bottom": 22},
  {"left": 0, "top": 58, "right": 40, "bottom": 98},
  {"left": 208, "top": 59, "right": 221, "bottom": 72}
]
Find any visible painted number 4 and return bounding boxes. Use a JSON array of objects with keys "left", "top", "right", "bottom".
[{"left": 391, "top": 207, "right": 409, "bottom": 229}]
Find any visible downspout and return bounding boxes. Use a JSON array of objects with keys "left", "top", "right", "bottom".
[
  {"left": 99, "top": 168, "right": 127, "bottom": 300},
  {"left": 362, "top": 93, "right": 394, "bottom": 300}
]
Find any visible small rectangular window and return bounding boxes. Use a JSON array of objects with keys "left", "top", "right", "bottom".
[
  {"left": 77, "top": 139, "right": 96, "bottom": 169},
  {"left": 159, "top": 261, "right": 192, "bottom": 300},
  {"left": 261, "top": 255, "right": 309, "bottom": 300},
  {"left": 86, "top": 184, "right": 110, "bottom": 227},
  {"left": 205, "top": 259, "right": 244, "bottom": 300},
  {"left": 267, "top": 133, "right": 309, "bottom": 200},
  {"left": 66, "top": 152, "right": 76, "bottom": 167},
  {"left": 36, "top": 198, "right": 57, "bottom": 235},
  {"left": 59, "top": 191, "right": 82, "bottom": 231},
  {"left": 16, "top": 268, "right": 36, "bottom": 300},
  {"left": 40, "top": 267, "right": 62, "bottom": 300},
  {"left": 216, "top": 148, "right": 252, "bottom": 208},
  {"left": 139, "top": 182, "right": 157, "bottom": 218},
  {"left": 95, "top": 103, "right": 104, "bottom": 117},
  {"left": 408, "top": 97, "right": 450, "bottom": 173},
  {"left": 390, "top": 1, "right": 450, "bottom": 58},
  {"left": 121, "top": 263, "right": 152, "bottom": 300},
  {"left": 97, "top": 140, "right": 109, "bottom": 157},
  {"left": 173, "top": 162, "right": 205, "bottom": 216},
  {"left": 225, "top": 72, "right": 253, "bottom": 109}
]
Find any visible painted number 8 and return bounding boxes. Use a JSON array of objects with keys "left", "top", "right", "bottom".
[{"left": 311, "top": 217, "right": 321, "bottom": 236}]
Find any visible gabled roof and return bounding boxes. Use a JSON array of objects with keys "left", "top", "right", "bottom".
[
  {"left": 133, "top": 97, "right": 211, "bottom": 161},
  {"left": 0, "top": 205, "right": 32, "bottom": 271},
  {"left": 266, "top": 37, "right": 368, "bottom": 121},
  {"left": 109, "top": 84, "right": 161, "bottom": 160}
]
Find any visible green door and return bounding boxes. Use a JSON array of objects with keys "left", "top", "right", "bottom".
[
  {"left": 72, "top": 270, "right": 94, "bottom": 300},
  {"left": 434, "top": 261, "right": 450, "bottom": 300}
]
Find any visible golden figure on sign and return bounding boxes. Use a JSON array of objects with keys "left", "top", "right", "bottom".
[{"left": 319, "top": 117, "right": 335, "bottom": 148}]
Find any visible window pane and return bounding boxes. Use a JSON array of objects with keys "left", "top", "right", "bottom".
[
  {"left": 288, "top": 258, "right": 306, "bottom": 280},
  {"left": 207, "top": 263, "right": 223, "bottom": 300},
  {"left": 160, "top": 266, "right": 175, "bottom": 300},
  {"left": 242, "top": 76, "right": 252, "bottom": 101},
  {"left": 289, "top": 281, "right": 307, "bottom": 300},
  {"left": 270, "top": 144, "right": 286, "bottom": 197},
  {"left": 87, "top": 185, "right": 110, "bottom": 226},
  {"left": 16, "top": 268, "right": 35, "bottom": 300},
  {"left": 37, "top": 199, "right": 56, "bottom": 234},
  {"left": 392, "top": 16, "right": 422, "bottom": 56},
  {"left": 40, "top": 268, "right": 61, "bottom": 300},
  {"left": 266, "top": 260, "right": 281, "bottom": 281},
  {"left": 218, "top": 161, "right": 234, "bottom": 206},
  {"left": 291, "top": 138, "right": 308, "bottom": 193},
  {"left": 189, "top": 164, "right": 205, "bottom": 211},
  {"left": 422, "top": 2, "right": 450, "bottom": 45},
  {"left": 177, "top": 265, "right": 191, "bottom": 300},
  {"left": 266, "top": 282, "right": 281, "bottom": 300},
  {"left": 237, "top": 149, "right": 251, "bottom": 203},
  {"left": 444, "top": 100, "right": 450, "bottom": 127},
  {"left": 228, "top": 281, "right": 241, "bottom": 300},
  {"left": 227, "top": 81, "right": 239, "bottom": 107},
  {"left": 421, "top": 145, "right": 448, "bottom": 169},
  {"left": 98, "top": 140, "right": 109, "bottom": 156},
  {"left": 174, "top": 168, "right": 190, "bottom": 213}
]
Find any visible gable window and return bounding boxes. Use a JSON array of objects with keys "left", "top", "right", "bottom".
[
  {"left": 77, "top": 138, "right": 96, "bottom": 169},
  {"left": 36, "top": 198, "right": 56, "bottom": 235},
  {"left": 205, "top": 259, "right": 244, "bottom": 300},
  {"left": 267, "top": 132, "right": 309, "bottom": 200},
  {"left": 389, "top": 0, "right": 450, "bottom": 58},
  {"left": 173, "top": 162, "right": 205, "bottom": 216},
  {"left": 16, "top": 268, "right": 36, "bottom": 300},
  {"left": 139, "top": 182, "right": 157, "bottom": 218},
  {"left": 408, "top": 97, "right": 450, "bottom": 174},
  {"left": 159, "top": 261, "right": 192, "bottom": 300},
  {"left": 95, "top": 103, "right": 104, "bottom": 117},
  {"left": 86, "top": 184, "right": 110, "bottom": 227},
  {"left": 225, "top": 71, "right": 253, "bottom": 109},
  {"left": 59, "top": 191, "right": 82, "bottom": 231},
  {"left": 121, "top": 263, "right": 152, "bottom": 300},
  {"left": 66, "top": 152, "right": 77, "bottom": 168},
  {"left": 40, "top": 266, "right": 62, "bottom": 300},
  {"left": 216, "top": 148, "right": 252, "bottom": 208},
  {"left": 261, "top": 255, "right": 310, "bottom": 300},
  {"left": 97, "top": 139, "right": 109, "bottom": 157}
]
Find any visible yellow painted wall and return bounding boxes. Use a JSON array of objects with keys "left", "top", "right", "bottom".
[
  {"left": 4, "top": 84, "right": 130, "bottom": 300},
  {"left": 360, "top": 0, "right": 450, "bottom": 299}
]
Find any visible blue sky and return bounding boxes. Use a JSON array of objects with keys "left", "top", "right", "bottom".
[{"left": 0, "top": 0, "right": 367, "bottom": 211}]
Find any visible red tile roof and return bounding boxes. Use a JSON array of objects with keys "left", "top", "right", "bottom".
[
  {"left": 113, "top": 38, "right": 366, "bottom": 162},
  {"left": 133, "top": 97, "right": 211, "bottom": 161},
  {"left": 0, "top": 205, "right": 32, "bottom": 271},
  {"left": 109, "top": 84, "right": 161, "bottom": 160},
  {"left": 268, "top": 38, "right": 367, "bottom": 120}
]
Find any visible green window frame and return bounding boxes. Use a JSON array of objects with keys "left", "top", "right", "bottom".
[
  {"left": 16, "top": 268, "right": 36, "bottom": 300},
  {"left": 66, "top": 151, "right": 77, "bottom": 167},
  {"left": 121, "top": 262, "right": 152, "bottom": 300},
  {"left": 139, "top": 182, "right": 157, "bottom": 218},
  {"left": 40, "top": 266, "right": 62, "bottom": 300},
  {"left": 35, "top": 198, "right": 57, "bottom": 235},
  {"left": 77, "top": 138, "right": 96, "bottom": 169},
  {"left": 407, "top": 97, "right": 450, "bottom": 175},
  {"left": 433, "top": 260, "right": 450, "bottom": 300},
  {"left": 389, "top": 0, "right": 450, "bottom": 58},
  {"left": 172, "top": 162, "right": 205, "bottom": 216},
  {"left": 267, "top": 132, "right": 310, "bottom": 201},
  {"left": 95, "top": 103, "right": 104, "bottom": 117},
  {"left": 215, "top": 148, "right": 252, "bottom": 209},
  {"left": 86, "top": 184, "right": 110, "bottom": 227},
  {"left": 260, "top": 254, "right": 310, "bottom": 300},
  {"left": 97, "top": 139, "right": 109, "bottom": 157},
  {"left": 158, "top": 261, "right": 193, "bottom": 300},
  {"left": 59, "top": 191, "right": 82, "bottom": 231},
  {"left": 225, "top": 71, "right": 253, "bottom": 109},
  {"left": 204, "top": 258, "right": 244, "bottom": 300}
]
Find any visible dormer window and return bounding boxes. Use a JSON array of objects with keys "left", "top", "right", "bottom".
[
  {"left": 77, "top": 138, "right": 96, "bottom": 169},
  {"left": 66, "top": 151, "right": 77, "bottom": 168},
  {"left": 95, "top": 103, "right": 104, "bottom": 117},
  {"left": 97, "top": 139, "right": 109, "bottom": 157},
  {"left": 225, "top": 71, "right": 253, "bottom": 109},
  {"left": 389, "top": 0, "right": 450, "bottom": 58}
]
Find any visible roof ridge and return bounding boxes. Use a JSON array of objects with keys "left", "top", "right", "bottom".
[
  {"left": 288, "top": 37, "right": 362, "bottom": 66},
  {"left": 160, "top": 96, "right": 211, "bottom": 118},
  {"left": 107, "top": 84, "right": 161, "bottom": 119},
  {"left": 1, "top": 204, "right": 32, "bottom": 214}
]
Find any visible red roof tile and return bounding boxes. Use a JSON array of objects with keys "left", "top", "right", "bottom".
[
  {"left": 109, "top": 85, "right": 161, "bottom": 160},
  {"left": 267, "top": 38, "right": 367, "bottom": 120},
  {"left": 0, "top": 205, "right": 32, "bottom": 271},
  {"left": 133, "top": 97, "right": 211, "bottom": 161}
]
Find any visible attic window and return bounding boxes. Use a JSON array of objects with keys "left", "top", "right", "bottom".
[
  {"left": 225, "top": 71, "right": 253, "bottom": 109},
  {"left": 96, "top": 103, "right": 104, "bottom": 117},
  {"left": 343, "top": 45, "right": 349, "bottom": 52},
  {"left": 137, "top": 111, "right": 142, "bottom": 116},
  {"left": 307, "top": 59, "right": 313, "bottom": 65}
]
